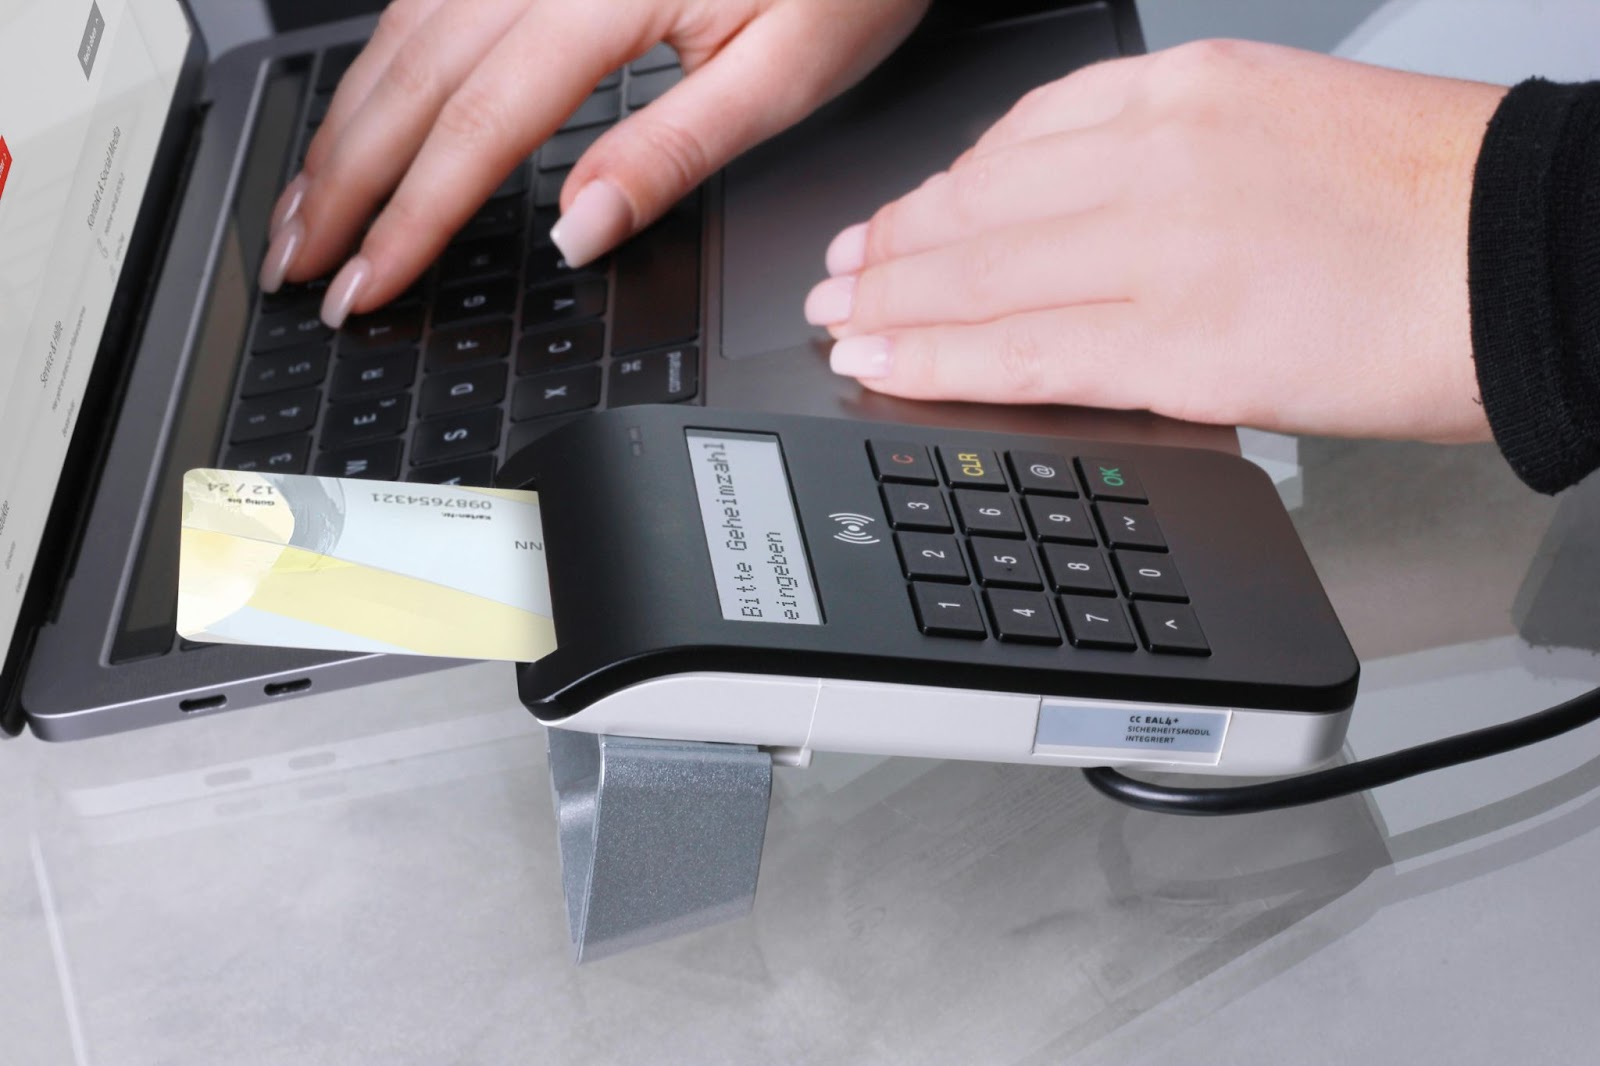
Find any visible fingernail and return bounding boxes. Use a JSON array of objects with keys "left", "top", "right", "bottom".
[
  {"left": 830, "top": 335, "right": 892, "bottom": 379},
  {"left": 257, "top": 217, "right": 303, "bottom": 294},
  {"left": 549, "top": 180, "right": 633, "bottom": 268},
  {"left": 825, "top": 222, "right": 869, "bottom": 275},
  {"left": 269, "top": 174, "right": 309, "bottom": 237},
  {"left": 804, "top": 275, "right": 856, "bottom": 326},
  {"left": 321, "top": 256, "right": 370, "bottom": 329}
]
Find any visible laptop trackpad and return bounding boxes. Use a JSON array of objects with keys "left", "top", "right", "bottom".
[{"left": 720, "top": 6, "right": 1124, "bottom": 360}]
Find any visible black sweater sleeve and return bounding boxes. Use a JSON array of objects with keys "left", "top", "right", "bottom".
[{"left": 1470, "top": 78, "right": 1600, "bottom": 494}]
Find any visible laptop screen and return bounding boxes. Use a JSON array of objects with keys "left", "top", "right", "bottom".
[{"left": 0, "top": 1, "right": 193, "bottom": 671}]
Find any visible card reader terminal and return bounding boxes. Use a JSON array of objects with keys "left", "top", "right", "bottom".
[{"left": 501, "top": 407, "right": 1359, "bottom": 776}]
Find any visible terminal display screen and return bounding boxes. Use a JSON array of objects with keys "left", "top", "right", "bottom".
[{"left": 685, "top": 429, "right": 822, "bottom": 625}]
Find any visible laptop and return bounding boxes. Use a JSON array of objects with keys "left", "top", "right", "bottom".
[{"left": 3, "top": 0, "right": 1226, "bottom": 742}]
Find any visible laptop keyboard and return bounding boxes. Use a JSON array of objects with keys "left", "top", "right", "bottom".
[{"left": 221, "top": 42, "right": 701, "bottom": 487}]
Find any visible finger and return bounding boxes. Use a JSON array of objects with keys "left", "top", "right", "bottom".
[
  {"left": 807, "top": 209, "right": 1135, "bottom": 338},
  {"left": 321, "top": 3, "right": 641, "bottom": 322},
  {"left": 271, "top": 0, "right": 450, "bottom": 232},
  {"left": 283, "top": 0, "right": 534, "bottom": 284},
  {"left": 299, "top": 0, "right": 454, "bottom": 178},
  {"left": 828, "top": 127, "right": 1125, "bottom": 274},
  {"left": 826, "top": 303, "right": 1145, "bottom": 409},
  {"left": 553, "top": 0, "right": 923, "bottom": 267},
  {"left": 969, "top": 54, "right": 1145, "bottom": 159}
]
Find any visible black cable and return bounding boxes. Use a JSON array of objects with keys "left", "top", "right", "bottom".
[{"left": 1081, "top": 683, "right": 1600, "bottom": 816}]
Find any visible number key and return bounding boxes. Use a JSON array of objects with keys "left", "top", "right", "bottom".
[
  {"left": 986, "top": 590, "right": 1062, "bottom": 645},
  {"left": 231, "top": 388, "right": 319, "bottom": 443},
  {"left": 223, "top": 435, "right": 309, "bottom": 474},
  {"left": 1041, "top": 545, "right": 1115, "bottom": 596},
  {"left": 239, "top": 344, "right": 328, "bottom": 399},
  {"left": 1059, "top": 596, "right": 1137, "bottom": 651},
  {"left": 969, "top": 537, "right": 1042, "bottom": 589},
  {"left": 1024, "top": 496, "right": 1096, "bottom": 545},
  {"left": 952, "top": 489, "right": 1023, "bottom": 538},
  {"left": 882, "top": 484, "right": 951, "bottom": 532},
  {"left": 911, "top": 583, "right": 986, "bottom": 639},
  {"left": 895, "top": 532, "right": 967, "bottom": 583},
  {"left": 1114, "top": 551, "right": 1189, "bottom": 602}
]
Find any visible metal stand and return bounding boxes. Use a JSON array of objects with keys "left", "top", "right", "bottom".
[{"left": 546, "top": 729, "right": 773, "bottom": 962}]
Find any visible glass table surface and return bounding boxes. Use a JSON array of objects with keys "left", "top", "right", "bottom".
[{"left": 3, "top": 435, "right": 1596, "bottom": 1064}]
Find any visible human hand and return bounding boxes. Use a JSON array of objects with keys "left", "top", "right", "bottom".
[
  {"left": 805, "top": 40, "right": 1509, "bottom": 444},
  {"left": 261, "top": 0, "right": 929, "bottom": 327}
]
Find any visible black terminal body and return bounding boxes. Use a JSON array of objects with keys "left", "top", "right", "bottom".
[{"left": 500, "top": 407, "right": 1359, "bottom": 724}]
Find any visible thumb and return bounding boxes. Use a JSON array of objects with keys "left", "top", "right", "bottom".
[{"left": 551, "top": 8, "right": 912, "bottom": 266}]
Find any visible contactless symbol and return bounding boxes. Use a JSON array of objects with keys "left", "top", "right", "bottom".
[
  {"left": 828, "top": 512, "right": 880, "bottom": 545},
  {"left": 1029, "top": 462, "right": 1057, "bottom": 479}
]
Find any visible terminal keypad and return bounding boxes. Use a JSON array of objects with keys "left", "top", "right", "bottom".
[{"left": 869, "top": 440, "right": 1208, "bottom": 656}]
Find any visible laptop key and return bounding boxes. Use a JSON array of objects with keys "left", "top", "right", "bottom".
[
  {"left": 320, "top": 393, "right": 410, "bottom": 451},
  {"left": 316, "top": 43, "right": 361, "bottom": 93},
  {"left": 512, "top": 365, "right": 602, "bottom": 421},
  {"left": 223, "top": 434, "right": 310, "bottom": 474},
  {"left": 561, "top": 89, "right": 621, "bottom": 131},
  {"left": 526, "top": 244, "right": 605, "bottom": 289},
  {"left": 539, "top": 125, "right": 608, "bottom": 172},
  {"left": 315, "top": 439, "right": 403, "bottom": 481},
  {"left": 231, "top": 389, "right": 320, "bottom": 443},
  {"left": 609, "top": 346, "right": 698, "bottom": 406},
  {"left": 306, "top": 93, "right": 332, "bottom": 128},
  {"left": 611, "top": 201, "right": 699, "bottom": 353},
  {"left": 492, "top": 161, "right": 531, "bottom": 201},
  {"left": 440, "top": 234, "right": 519, "bottom": 285},
  {"left": 628, "top": 43, "right": 679, "bottom": 74},
  {"left": 626, "top": 67, "right": 683, "bottom": 108},
  {"left": 409, "top": 455, "right": 498, "bottom": 487},
  {"left": 523, "top": 279, "right": 607, "bottom": 330},
  {"left": 411, "top": 407, "right": 503, "bottom": 466},
  {"left": 534, "top": 168, "right": 567, "bottom": 209},
  {"left": 253, "top": 308, "right": 331, "bottom": 353},
  {"left": 329, "top": 349, "right": 417, "bottom": 402},
  {"left": 420, "top": 363, "right": 508, "bottom": 417},
  {"left": 339, "top": 304, "right": 423, "bottom": 352},
  {"left": 459, "top": 195, "right": 525, "bottom": 241},
  {"left": 239, "top": 343, "right": 328, "bottom": 398},
  {"left": 259, "top": 277, "right": 330, "bottom": 316},
  {"left": 516, "top": 322, "right": 604, "bottom": 374},
  {"left": 529, "top": 207, "right": 559, "bottom": 247},
  {"left": 434, "top": 277, "right": 517, "bottom": 327},
  {"left": 426, "top": 318, "right": 513, "bottom": 372}
]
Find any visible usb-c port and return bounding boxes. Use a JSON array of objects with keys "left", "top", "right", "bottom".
[
  {"left": 264, "top": 678, "right": 312, "bottom": 698},
  {"left": 179, "top": 694, "right": 227, "bottom": 714}
]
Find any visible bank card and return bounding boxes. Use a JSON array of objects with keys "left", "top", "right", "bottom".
[{"left": 178, "top": 469, "right": 556, "bottom": 662}]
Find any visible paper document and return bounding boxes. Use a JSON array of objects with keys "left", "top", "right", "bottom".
[{"left": 178, "top": 469, "right": 557, "bottom": 661}]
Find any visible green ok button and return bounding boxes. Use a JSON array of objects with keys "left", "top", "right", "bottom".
[{"left": 1076, "top": 458, "right": 1146, "bottom": 502}]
